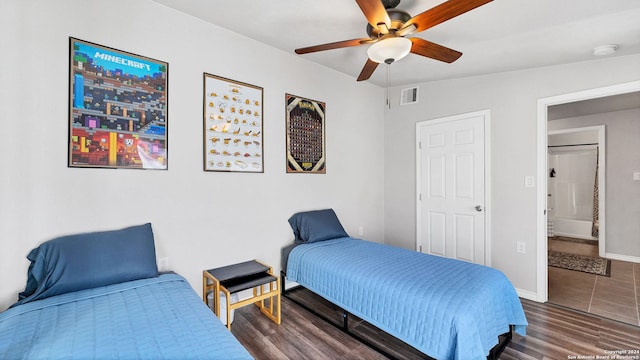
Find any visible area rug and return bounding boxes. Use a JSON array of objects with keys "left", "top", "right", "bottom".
[{"left": 548, "top": 251, "right": 611, "bottom": 277}]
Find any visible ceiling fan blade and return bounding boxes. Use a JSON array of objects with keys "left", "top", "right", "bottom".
[
  {"left": 401, "top": 0, "right": 492, "bottom": 34},
  {"left": 357, "top": 59, "right": 379, "bottom": 81},
  {"left": 295, "top": 38, "right": 370, "bottom": 54},
  {"left": 356, "top": 0, "right": 391, "bottom": 34},
  {"left": 410, "top": 38, "right": 462, "bottom": 63}
]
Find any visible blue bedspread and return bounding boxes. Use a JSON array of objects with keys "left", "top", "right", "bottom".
[
  {"left": 0, "top": 273, "right": 253, "bottom": 360},
  {"left": 287, "top": 238, "right": 527, "bottom": 360}
]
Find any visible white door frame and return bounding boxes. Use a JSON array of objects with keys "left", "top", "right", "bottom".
[
  {"left": 536, "top": 80, "right": 640, "bottom": 302},
  {"left": 416, "top": 109, "right": 492, "bottom": 266}
]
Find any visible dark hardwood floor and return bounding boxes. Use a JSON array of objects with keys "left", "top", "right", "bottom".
[{"left": 230, "top": 288, "right": 640, "bottom": 360}]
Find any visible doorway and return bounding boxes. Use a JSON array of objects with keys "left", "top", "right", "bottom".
[
  {"left": 536, "top": 80, "right": 640, "bottom": 303},
  {"left": 415, "top": 110, "right": 491, "bottom": 266},
  {"left": 547, "top": 126, "right": 605, "bottom": 254}
]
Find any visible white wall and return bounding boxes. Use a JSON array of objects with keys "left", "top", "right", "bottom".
[
  {"left": 0, "top": 0, "right": 385, "bottom": 310},
  {"left": 549, "top": 109, "right": 640, "bottom": 258},
  {"left": 384, "top": 54, "right": 640, "bottom": 296}
]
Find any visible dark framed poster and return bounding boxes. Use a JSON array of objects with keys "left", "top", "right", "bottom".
[
  {"left": 203, "top": 73, "right": 264, "bottom": 172},
  {"left": 285, "top": 94, "right": 326, "bottom": 173},
  {"left": 68, "top": 37, "right": 168, "bottom": 169}
]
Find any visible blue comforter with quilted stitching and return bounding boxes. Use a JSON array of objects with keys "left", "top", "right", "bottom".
[
  {"left": 0, "top": 273, "right": 253, "bottom": 359},
  {"left": 287, "top": 237, "right": 527, "bottom": 360}
]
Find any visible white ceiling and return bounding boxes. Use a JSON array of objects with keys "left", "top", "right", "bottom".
[{"left": 153, "top": 0, "right": 640, "bottom": 87}]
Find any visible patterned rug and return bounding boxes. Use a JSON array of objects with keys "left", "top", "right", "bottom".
[{"left": 548, "top": 251, "right": 611, "bottom": 276}]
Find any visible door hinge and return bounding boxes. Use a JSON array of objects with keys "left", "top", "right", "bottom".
[
  {"left": 419, "top": 193, "right": 422, "bottom": 201},
  {"left": 418, "top": 141, "right": 422, "bottom": 149}
]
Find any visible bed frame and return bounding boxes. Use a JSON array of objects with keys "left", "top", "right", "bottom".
[{"left": 281, "top": 271, "right": 513, "bottom": 360}]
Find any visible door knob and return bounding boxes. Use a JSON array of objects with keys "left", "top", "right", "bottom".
[{"left": 475, "top": 205, "right": 483, "bottom": 212}]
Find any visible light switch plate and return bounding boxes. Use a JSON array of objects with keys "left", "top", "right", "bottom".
[{"left": 525, "top": 176, "right": 535, "bottom": 188}]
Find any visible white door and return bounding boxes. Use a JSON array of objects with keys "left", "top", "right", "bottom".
[{"left": 416, "top": 111, "right": 489, "bottom": 265}]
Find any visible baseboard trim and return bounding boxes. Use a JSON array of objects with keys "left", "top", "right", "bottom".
[
  {"left": 284, "top": 279, "right": 299, "bottom": 290},
  {"left": 516, "top": 288, "right": 539, "bottom": 302},
  {"left": 605, "top": 252, "right": 640, "bottom": 264}
]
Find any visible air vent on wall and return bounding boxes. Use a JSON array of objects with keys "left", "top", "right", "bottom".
[{"left": 400, "top": 86, "right": 419, "bottom": 105}]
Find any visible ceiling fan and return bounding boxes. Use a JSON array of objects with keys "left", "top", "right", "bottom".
[{"left": 294, "top": 0, "right": 493, "bottom": 81}]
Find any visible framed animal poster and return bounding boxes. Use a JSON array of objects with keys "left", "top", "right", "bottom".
[
  {"left": 285, "top": 94, "right": 326, "bottom": 174},
  {"left": 203, "top": 74, "right": 264, "bottom": 172},
  {"left": 68, "top": 37, "right": 168, "bottom": 169}
]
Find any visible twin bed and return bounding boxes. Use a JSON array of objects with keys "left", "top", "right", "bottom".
[
  {"left": 282, "top": 209, "right": 528, "bottom": 360},
  {"left": 2, "top": 212, "right": 527, "bottom": 360},
  {"left": 0, "top": 223, "right": 253, "bottom": 360}
]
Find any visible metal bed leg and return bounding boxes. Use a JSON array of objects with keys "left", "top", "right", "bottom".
[
  {"left": 488, "top": 325, "right": 513, "bottom": 360},
  {"left": 280, "top": 271, "right": 287, "bottom": 296},
  {"left": 342, "top": 310, "right": 349, "bottom": 331}
]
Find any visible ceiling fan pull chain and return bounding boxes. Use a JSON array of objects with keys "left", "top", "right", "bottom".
[{"left": 388, "top": 68, "right": 391, "bottom": 108}]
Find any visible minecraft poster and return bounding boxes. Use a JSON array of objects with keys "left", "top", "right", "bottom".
[{"left": 68, "top": 38, "right": 168, "bottom": 169}]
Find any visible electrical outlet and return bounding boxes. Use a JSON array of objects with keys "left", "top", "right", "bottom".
[
  {"left": 158, "top": 257, "right": 169, "bottom": 272},
  {"left": 358, "top": 226, "right": 364, "bottom": 236},
  {"left": 516, "top": 242, "right": 526, "bottom": 254}
]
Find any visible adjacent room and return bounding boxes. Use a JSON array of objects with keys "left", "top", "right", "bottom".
[
  {"left": 546, "top": 92, "right": 640, "bottom": 326},
  {"left": 1, "top": 0, "right": 639, "bottom": 359}
]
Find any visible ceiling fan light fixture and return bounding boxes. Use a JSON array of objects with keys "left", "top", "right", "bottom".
[{"left": 367, "top": 37, "right": 412, "bottom": 64}]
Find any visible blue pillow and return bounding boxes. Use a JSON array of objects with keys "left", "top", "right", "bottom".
[
  {"left": 288, "top": 209, "right": 349, "bottom": 244},
  {"left": 14, "top": 223, "right": 158, "bottom": 306}
]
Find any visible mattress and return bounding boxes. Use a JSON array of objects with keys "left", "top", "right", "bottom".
[
  {"left": 0, "top": 273, "right": 253, "bottom": 360},
  {"left": 286, "top": 237, "right": 527, "bottom": 360}
]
